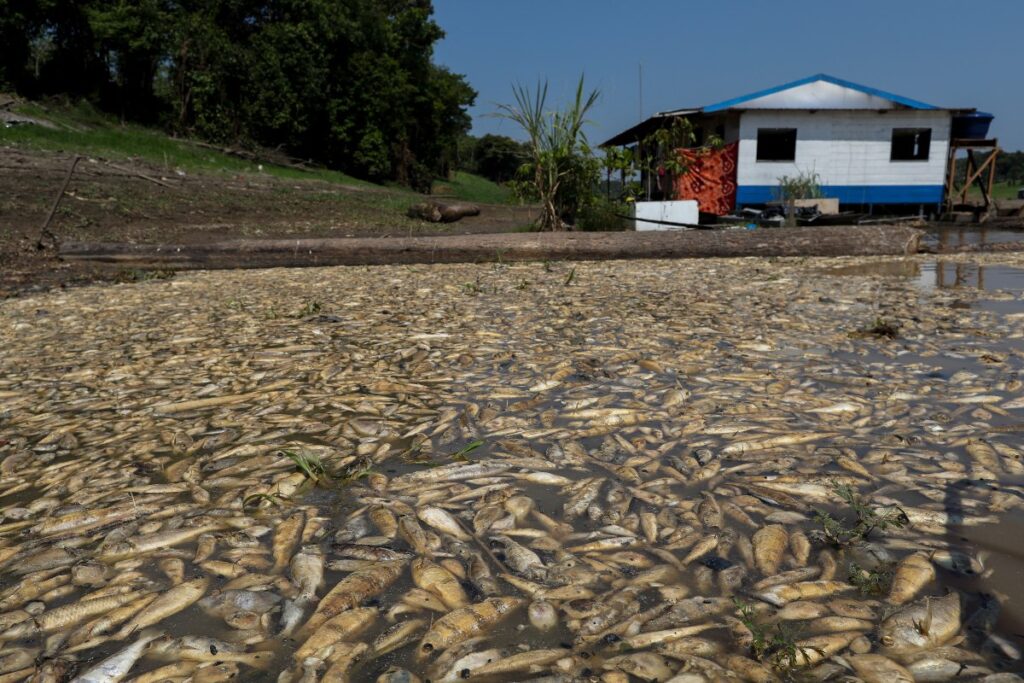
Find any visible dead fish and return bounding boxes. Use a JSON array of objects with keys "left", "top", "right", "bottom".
[
  {"left": 418, "top": 597, "right": 523, "bottom": 657},
  {"left": 752, "top": 525, "right": 788, "bottom": 575},
  {"left": 113, "top": 578, "right": 208, "bottom": 639},
  {"left": 603, "top": 652, "right": 675, "bottom": 681},
  {"left": 372, "top": 619, "right": 427, "bottom": 655},
  {"left": 466, "top": 648, "right": 569, "bottom": 678},
  {"left": 490, "top": 535, "right": 546, "bottom": 580},
  {"left": 69, "top": 628, "right": 163, "bottom": 683},
  {"left": 847, "top": 654, "right": 915, "bottom": 683},
  {"left": 879, "top": 592, "right": 962, "bottom": 655},
  {"left": 411, "top": 558, "right": 469, "bottom": 610},
  {"left": 754, "top": 580, "right": 854, "bottom": 607},
  {"left": 295, "top": 607, "right": 376, "bottom": 661},
  {"left": 888, "top": 552, "right": 936, "bottom": 605},
  {"left": 301, "top": 561, "right": 404, "bottom": 637}
]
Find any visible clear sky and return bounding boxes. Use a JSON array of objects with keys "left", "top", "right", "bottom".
[{"left": 433, "top": 1, "right": 1022, "bottom": 151}]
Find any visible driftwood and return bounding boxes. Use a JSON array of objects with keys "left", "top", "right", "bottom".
[
  {"left": 38, "top": 155, "right": 80, "bottom": 248},
  {"left": 174, "top": 138, "right": 313, "bottom": 172},
  {"left": 407, "top": 201, "right": 481, "bottom": 223},
  {"left": 104, "top": 161, "right": 176, "bottom": 189},
  {"left": 60, "top": 225, "right": 922, "bottom": 271}
]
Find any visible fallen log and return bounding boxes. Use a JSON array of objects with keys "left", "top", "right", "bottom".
[
  {"left": 60, "top": 226, "right": 922, "bottom": 271},
  {"left": 407, "top": 201, "right": 481, "bottom": 223}
]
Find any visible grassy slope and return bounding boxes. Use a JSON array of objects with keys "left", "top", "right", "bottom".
[
  {"left": 1, "top": 100, "right": 514, "bottom": 204},
  {"left": 433, "top": 171, "right": 513, "bottom": 204}
]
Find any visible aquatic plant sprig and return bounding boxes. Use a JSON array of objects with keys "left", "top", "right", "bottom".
[{"left": 813, "top": 481, "right": 908, "bottom": 547}]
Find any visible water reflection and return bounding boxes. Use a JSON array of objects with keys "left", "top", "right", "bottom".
[
  {"left": 924, "top": 225, "right": 1024, "bottom": 248},
  {"left": 825, "top": 260, "right": 1024, "bottom": 292}
]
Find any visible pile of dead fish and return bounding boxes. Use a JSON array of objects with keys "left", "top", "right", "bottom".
[{"left": 0, "top": 253, "right": 1023, "bottom": 682}]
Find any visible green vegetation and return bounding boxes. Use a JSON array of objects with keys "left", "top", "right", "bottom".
[
  {"left": 434, "top": 171, "right": 513, "bottom": 205},
  {"left": 776, "top": 171, "right": 824, "bottom": 201},
  {"left": 498, "top": 76, "right": 601, "bottom": 231},
  {"left": 848, "top": 560, "right": 896, "bottom": 596},
  {"left": 449, "top": 440, "right": 484, "bottom": 462},
  {"left": 336, "top": 458, "right": 374, "bottom": 486},
  {"left": 957, "top": 150, "right": 1024, "bottom": 189},
  {"left": 955, "top": 151, "right": 1024, "bottom": 201},
  {"left": 734, "top": 599, "right": 814, "bottom": 677},
  {"left": 282, "top": 449, "right": 328, "bottom": 484},
  {"left": 967, "top": 182, "right": 1021, "bottom": 201},
  {"left": 857, "top": 317, "right": 901, "bottom": 339},
  {"left": 814, "top": 482, "right": 908, "bottom": 547},
  {"left": 0, "top": 1, "right": 474, "bottom": 190},
  {"left": 457, "top": 134, "right": 530, "bottom": 184},
  {"left": 576, "top": 196, "right": 632, "bottom": 231},
  {"left": 113, "top": 268, "right": 175, "bottom": 284},
  {"left": 242, "top": 492, "right": 287, "bottom": 510},
  {"left": 293, "top": 300, "right": 323, "bottom": 319},
  {"left": 0, "top": 101, "right": 373, "bottom": 187}
]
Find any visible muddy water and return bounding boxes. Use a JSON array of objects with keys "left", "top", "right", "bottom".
[
  {"left": 2, "top": 255, "right": 1024, "bottom": 681},
  {"left": 923, "top": 224, "right": 1024, "bottom": 249}
]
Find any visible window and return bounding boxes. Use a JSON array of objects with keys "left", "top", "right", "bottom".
[
  {"left": 756, "top": 128, "right": 797, "bottom": 161},
  {"left": 891, "top": 128, "right": 931, "bottom": 161}
]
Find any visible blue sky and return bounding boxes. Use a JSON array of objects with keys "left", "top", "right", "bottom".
[{"left": 433, "top": 1, "right": 1022, "bottom": 151}]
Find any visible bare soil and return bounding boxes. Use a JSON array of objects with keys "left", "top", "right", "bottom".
[
  {"left": 0, "top": 148, "right": 537, "bottom": 296},
  {"left": 4, "top": 148, "right": 1023, "bottom": 298}
]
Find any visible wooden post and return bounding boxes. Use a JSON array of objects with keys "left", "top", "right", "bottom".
[{"left": 985, "top": 146, "right": 998, "bottom": 206}]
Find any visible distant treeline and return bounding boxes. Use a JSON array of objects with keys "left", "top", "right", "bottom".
[
  {"left": 956, "top": 150, "right": 1024, "bottom": 187},
  {"left": 456, "top": 134, "right": 530, "bottom": 184},
  {"left": 995, "top": 151, "right": 1024, "bottom": 186},
  {"left": 0, "top": 0, "right": 475, "bottom": 189}
]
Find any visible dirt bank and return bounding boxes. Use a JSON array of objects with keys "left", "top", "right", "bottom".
[
  {"left": 61, "top": 225, "right": 922, "bottom": 270},
  {"left": 0, "top": 148, "right": 537, "bottom": 295}
]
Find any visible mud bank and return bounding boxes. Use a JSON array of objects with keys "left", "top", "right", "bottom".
[{"left": 61, "top": 225, "right": 922, "bottom": 270}]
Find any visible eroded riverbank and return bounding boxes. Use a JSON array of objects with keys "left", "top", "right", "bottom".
[{"left": 1, "top": 253, "right": 1023, "bottom": 682}]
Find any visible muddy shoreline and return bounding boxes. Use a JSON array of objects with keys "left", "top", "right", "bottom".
[{"left": 60, "top": 225, "right": 922, "bottom": 271}]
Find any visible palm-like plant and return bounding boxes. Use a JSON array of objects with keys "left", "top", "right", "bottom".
[{"left": 498, "top": 76, "right": 600, "bottom": 231}]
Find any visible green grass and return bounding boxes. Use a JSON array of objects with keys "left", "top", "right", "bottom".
[
  {"left": 964, "top": 181, "right": 1021, "bottom": 201},
  {"left": 1, "top": 100, "right": 376, "bottom": 188},
  {"left": 433, "top": 171, "right": 513, "bottom": 204},
  {"left": 3, "top": 101, "right": 518, "bottom": 204},
  {"left": 990, "top": 182, "right": 1022, "bottom": 200}
]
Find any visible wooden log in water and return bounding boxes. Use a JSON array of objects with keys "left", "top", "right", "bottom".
[{"left": 60, "top": 225, "right": 923, "bottom": 271}]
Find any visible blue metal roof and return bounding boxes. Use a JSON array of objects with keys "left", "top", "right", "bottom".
[{"left": 701, "top": 73, "right": 939, "bottom": 112}]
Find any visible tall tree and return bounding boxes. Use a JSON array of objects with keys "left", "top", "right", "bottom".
[{"left": 5, "top": 0, "right": 475, "bottom": 189}]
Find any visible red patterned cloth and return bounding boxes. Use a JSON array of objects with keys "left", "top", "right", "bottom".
[{"left": 674, "top": 142, "right": 738, "bottom": 215}]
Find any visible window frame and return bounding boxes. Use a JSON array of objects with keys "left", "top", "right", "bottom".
[
  {"left": 890, "top": 127, "right": 932, "bottom": 162},
  {"left": 755, "top": 128, "right": 798, "bottom": 163}
]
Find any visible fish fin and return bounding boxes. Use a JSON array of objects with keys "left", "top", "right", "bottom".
[{"left": 922, "top": 596, "right": 934, "bottom": 636}]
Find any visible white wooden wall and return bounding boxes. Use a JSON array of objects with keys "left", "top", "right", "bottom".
[{"left": 736, "top": 110, "right": 951, "bottom": 188}]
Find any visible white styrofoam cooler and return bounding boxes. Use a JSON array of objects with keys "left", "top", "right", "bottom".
[{"left": 633, "top": 200, "right": 699, "bottom": 231}]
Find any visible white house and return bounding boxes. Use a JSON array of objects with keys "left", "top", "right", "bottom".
[{"left": 602, "top": 74, "right": 990, "bottom": 213}]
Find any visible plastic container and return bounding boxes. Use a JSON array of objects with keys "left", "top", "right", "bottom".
[{"left": 951, "top": 112, "right": 994, "bottom": 139}]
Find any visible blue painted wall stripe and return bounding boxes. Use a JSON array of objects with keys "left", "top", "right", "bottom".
[{"left": 735, "top": 185, "right": 944, "bottom": 205}]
